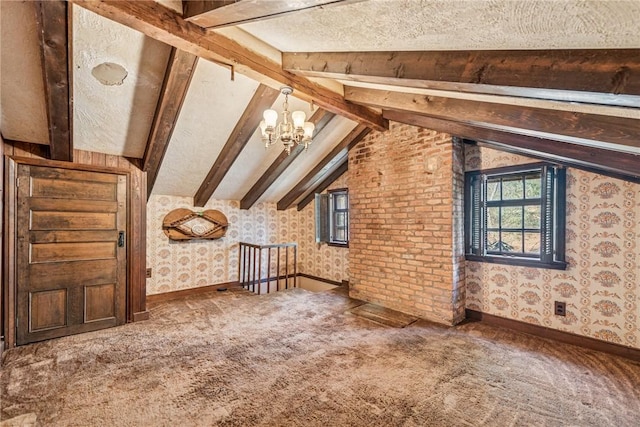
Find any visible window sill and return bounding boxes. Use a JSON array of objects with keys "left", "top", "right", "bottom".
[
  {"left": 328, "top": 242, "right": 349, "bottom": 248},
  {"left": 465, "top": 254, "right": 567, "bottom": 270}
]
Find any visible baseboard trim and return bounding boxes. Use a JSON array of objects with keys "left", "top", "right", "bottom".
[
  {"left": 147, "top": 281, "right": 239, "bottom": 305},
  {"left": 297, "top": 273, "right": 343, "bottom": 286},
  {"left": 466, "top": 309, "right": 640, "bottom": 362},
  {"left": 146, "top": 274, "right": 348, "bottom": 305},
  {"left": 132, "top": 311, "right": 150, "bottom": 322}
]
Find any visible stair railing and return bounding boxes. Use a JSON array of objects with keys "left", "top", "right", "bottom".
[{"left": 238, "top": 242, "right": 297, "bottom": 294}]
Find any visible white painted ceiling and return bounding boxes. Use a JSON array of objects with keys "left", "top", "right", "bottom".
[
  {"left": 0, "top": 1, "right": 49, "bottom": 144},
  {"left": 73, "top": 5, "right": 171, "bottom": 158},
  {"left": 240, "top": 0, "right": 640, "bottom": 52},
  {"left": 1, "top": 0, "right": 638, "bottom": 206}
]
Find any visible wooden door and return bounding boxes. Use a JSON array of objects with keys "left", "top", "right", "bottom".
[{"left": 16, "top": 164, "right": 127, "bottom": 345}]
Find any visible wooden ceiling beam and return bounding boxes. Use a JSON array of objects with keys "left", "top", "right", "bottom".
[
  {"left": 194, "top": 84, "right": 280, "bottom": 207},
  {"left": 296, "top": 159, "right": 348, "bottom": 211},
  {"left": 283, "top": 50, "right": 640, "bottom": 107},
  {"left": 239, "top": 109, "right": 335, "bottom": 210},
  {"left": 35, "top": 0, "right": 73, "bottom": 161},
  {"left": 183, "top": 0, "right": 364, "bottom": 29},
  {"left": 72, "top": 0, "right": 387, "bottom": 131},
  {"left": 346, "top": 87, "right": 640, "bottom": 151},
  {"left": 277, "top": 124, "right": 370, "bottom": 210},
  {"left": 143, "top": 48, "right": 198, "bottom": 199},
  {"left": 384, "top": 110, "right": 640, "bottom": 184}
]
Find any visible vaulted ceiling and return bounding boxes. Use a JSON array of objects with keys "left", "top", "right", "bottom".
[{"left": 1, "top": 0, "right": 639, "bottom": 210}]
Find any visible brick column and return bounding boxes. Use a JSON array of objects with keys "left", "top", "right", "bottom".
[{"left": 349, "top": 122, "right": 465, "bottom": 325}]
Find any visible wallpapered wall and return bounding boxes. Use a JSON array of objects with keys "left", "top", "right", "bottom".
[
  {"left": 297, "top": 173, "right": 350, "bottom": 283},
  {"left": 147, "top": 196, "right": 283, "bottom": 294},
  {"left": 465, "top": 145, "right": 639, "bottom": 349},
  {"left": 146, "top": 176, "right": 350, "bottom": 295}
]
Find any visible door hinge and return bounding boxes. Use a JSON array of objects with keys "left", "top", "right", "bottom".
[{"left": 16, "top": 177, "right": 20, "bottom": 188}]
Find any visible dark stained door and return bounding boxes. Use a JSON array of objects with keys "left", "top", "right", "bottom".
[{"left": 16, "top": 164, "right": 127, "bottom": 345}]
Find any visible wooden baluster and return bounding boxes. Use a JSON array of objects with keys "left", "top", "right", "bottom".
[
  {"left": 266, "top": 247, "right": 271, "bottom": 294},
  {"left": 276, "top": 247, "right": 281, "bottom": 292},
  {"left": 293, "top": 244, "right": 297, "bottom": 288},
  {"left": 238, "top": 243, "right": 243, "bottom": 287},
  {"left": 285, "top": 246, "right": 289, "bottom": 289}
]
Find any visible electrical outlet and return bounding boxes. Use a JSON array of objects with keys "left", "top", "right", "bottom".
[
  {"left": 554, "top": 301, "right": 566, "bottom": 316},
  {"left": 146, "top": 268, "right": 152, "bottom": 278}
]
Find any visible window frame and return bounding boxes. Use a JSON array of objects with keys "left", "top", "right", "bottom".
[
  {"left": 328, "top": 188, "right": 349, "bottom": 247},
  {"left": 464, "top": 162, "right": 567, "bottom": 270},
  {"left": 315, "top": 188, "right": 349, "bottom": 248}
]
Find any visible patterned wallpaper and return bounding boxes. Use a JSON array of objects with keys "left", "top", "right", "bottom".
[
  {"left": 297, "top": 173, "right": 350, "bottom": 283},
  {"left": 465, "top": 145, "right": 640, "bottom": 349},
  {"left": 147, "top": 177, "right": 350, "bottom": 295},
  {"left": 147, "top": 196, "right": 289, "bottom": 295}
]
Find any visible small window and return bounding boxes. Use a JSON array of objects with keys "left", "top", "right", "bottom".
[
  {"left": 315, "top": 188, "right": 349, "bottom": 247},
  {"left": 465, "top": 163, "right": 566, "bottom": 269}
]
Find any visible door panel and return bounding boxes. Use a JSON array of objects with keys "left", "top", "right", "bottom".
[
  {"left": 30, "top": 242, "right": 117, "bottom": 263},
  {"left": 16, "top": 164, "right": 127, "bottom": 345},
  {"left": 30, "top": 289, "right": 67, "bottom": 331},
  {"left": 31, "top": 211, "right": 117, "bottom": 230}
]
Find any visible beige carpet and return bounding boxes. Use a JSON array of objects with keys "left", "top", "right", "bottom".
[{"left": 1, "top": 286, "right": 639, "bottom": 427}]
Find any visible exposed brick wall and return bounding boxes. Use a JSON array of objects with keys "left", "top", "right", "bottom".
[{"left": 349, "top": 122, "right": 465, "bottom": 325}]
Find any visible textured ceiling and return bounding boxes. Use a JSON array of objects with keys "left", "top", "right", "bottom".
[
  {"left": 73, "top": 6, "right": 171, "bottom": 158},
  {"left": 241, "top": 0, "right": 640, "bottom": 52},
  {"left": 152, "top": 59, "right": 261, "bottom": 197},
  {"left": 0, "top": 0, "right": 637, "bottom": 205},
  {"left": 0, "top": 1, "right": 49, "bottom": 144}
]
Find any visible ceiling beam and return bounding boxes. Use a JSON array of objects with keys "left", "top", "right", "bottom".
[
  {"left": 35, "top": 0, "right": 73, "bottom": 161},
  {"left": 194, "top": 84, "right": 280, "bottom": 207},
  {"left": 239, "top": 109, "right": 335, "bottom": 210},
  {"left": 143, "top": 48, "right": 198, "bottom": 199},
  {"left": 346, "top": 87, "right": 640, "bottom": 152},
  {"left": 297, "top": 159, "right": 348, "bottom": 211},
  {"left": 184, "top": 0, "right": 364, "bottom": 29},
  {"left": 72, "top": 0, "right": 387, "bottom": 131},
  {"left": 384, "top": 110, "right": 640, "bottom": 184},
  {"left": 277, "top": 124, "right": 370, "bottom": 210},
  {"left": 283, "top": 50, "right": 640, "bottom": 107}
]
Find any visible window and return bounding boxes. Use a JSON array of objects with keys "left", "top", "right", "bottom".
[
  {"left": 465, "top": 163, "right": 566, "bottom": 269},
  {"left": 315, "top": 188, "right": 349, "bottom": 246}
]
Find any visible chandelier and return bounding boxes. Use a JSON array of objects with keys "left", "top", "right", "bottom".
[{"left": 259, "top": 86, "right": 315, "bottom": 155}]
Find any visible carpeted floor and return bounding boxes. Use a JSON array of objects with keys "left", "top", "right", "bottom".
[{"left": 1, "top": 286, "right": 639, "bottom": 426}]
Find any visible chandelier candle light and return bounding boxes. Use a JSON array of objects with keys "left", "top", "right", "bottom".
[{"left": 260, "top": 86, "right": 315, "bottom": 155}]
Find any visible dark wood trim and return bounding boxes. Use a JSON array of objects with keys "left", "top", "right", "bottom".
[
  {"left": 466, "top": 309, "right": 640, "bottom": 362},
  {"left": 297, "top": 273, "right": 343, "bottom": 287},
  {"left": 297, "top": 160, "right": 348, "bottom": 211},
  {"left": 128, "top": 160, "right": 148, "bottom": 321},
  {"left": 278, "top": 124, "right": 370, "bottom": 210},
  {"left": 347, "top": 87, "right": 640, "bottom": 150},
  {"left": 284, "top": 49, "right": 640, "bottom": 107},
  {"left": 35, "top": 1, "right": 73, "bottom": 161},
  {"left": 240, "top": 109, "right": 335, "bottom": 210},
  {"left": 132, "top": 311, "right": 150, "bottom": 322},
  {"left": 184, "top": 0, "right": 363, "bottom": 29},
  {"left": 147, "top": 274, "right": 344, "bottom": 305},
  {"left": 194, "top": 84, "right": 280, "bottom": 207},
  {"left": 143, "top": 48, "right": 198, "bottom": 198},
  {"left": 73, "top": 0, "right": 387, "bottom": 131},
  {"left": 2, "top": 157, "right": 18, "bottom": 350},
  {"left": 146, "top": 281, "right": 240, "bottom": 305},
  {"left": 0, "top": 135, "right": 4, "bottom": 345},
  {"left": 385, "top": 111, "right": 640, "bottom": 184},
  {"left": 8, "top": 156, "right": 131, "bottom": 176}
]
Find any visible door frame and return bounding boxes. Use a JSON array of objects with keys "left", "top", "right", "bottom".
[{"left": 3, "top": 156, "right": 148, "bottom": 349}]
